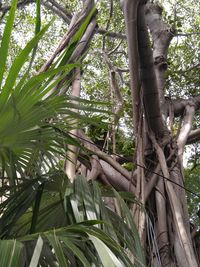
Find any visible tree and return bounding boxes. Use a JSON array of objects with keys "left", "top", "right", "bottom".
[{"left": 0, "top": 0, "right": 200, "bottom": 266}]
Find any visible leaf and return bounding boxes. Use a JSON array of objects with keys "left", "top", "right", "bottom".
[
  {"left": 26, "top": 0, "right": 42, "bottom": 74},
  {"left": 0, "top": 0, "right": 18, "bottom": 89},
  {"left": 59, "top": 6, "right": 97, "bottom": 66},
  {"left": 46, "top": 232, "right": 69, "bottom": 267},
  {"left": 0, "top": 239, "right": 24, "bottom": 267},
  {"left": 113, "top": 190, "right": 146, "bottom": 267},
  {"left": 0, "top": 21, "right": 52, "bottom": 106},
  {"left": 29, "top": 236, "right": 43, "bottom": 267},
  {"left": 30, "top": 184, "right": 44, "bottom": 234},
  {"left": 60, "top": 236, "right": 91, "bottom": 267},
  {"left": 74, "top": 176, "right": 97, "bottom": 220},
  {"left": 89, "top": 235, "right": 124, "bottom": 267}
]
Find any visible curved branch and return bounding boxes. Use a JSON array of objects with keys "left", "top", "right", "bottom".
[
  {"left": 77, "top": 130, "right": 134, "bottom": 183},
  {"left": 87, "top": 155, "right": 102, "bottom": 181},
  {"left": 168, "top": 95, "right": 200, "bottom": 117},
  {"left": 187, "top": 128, "right": 200, "bottom": 145},
  {"left": 41, "top": 0, "right": 72, "bottom": 23},
  {"left": 99, "top": 160, "right": 135, "bottom": 192}
]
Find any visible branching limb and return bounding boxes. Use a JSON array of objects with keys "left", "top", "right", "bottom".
[
  {"left": 187, "top": 128, "right": 200, "bottom": 144},
  {"left": 42, "top": 0, "right": 72, "bottom": 23},
  {"left": 168, "top": 95, "right": 200, "bottom": 117},
  {"left": 39, "top": 5, "right": 97, "bottom": 73},
  {"left": 77, "top": 130, "right": 135, "bottom": 185}
]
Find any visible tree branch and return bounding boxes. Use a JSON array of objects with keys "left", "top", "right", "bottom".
[
  {"left": 64, "top": 68, "right": 81, "bottom": 182},
  {"left": 187, "top": 128, "right": 200, "bottom": 145},
  {"left": 41, "top": 0, "right": 72, "bottom": 24},
  {"left": 169, "top": 95, "right": 200, "bottom": 117},
  {"left": 77, "top": 130, "right": 134, "bottom": 184},
  {"left": 177, "top": 104, "right": 195, "bottom": 161},
  {"left": 0, "top": 0, "right": 34, "bottom": 20}
]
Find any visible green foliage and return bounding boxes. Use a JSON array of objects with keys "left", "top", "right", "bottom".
[
  {"left": 116, "top": 129, "right": 135, "bottom": 156},
  {"left": 163, "top": 0, "right": 200, "bottom": 98},
  {"left": 0, "top": 174, "right": 146, "bottom": 266},
  {"left": 185, "top": 165, "right": 200, "bottom": 226}
]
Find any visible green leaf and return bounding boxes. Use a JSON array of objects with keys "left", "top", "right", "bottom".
[
  {"left": 60, "top": 236, "right": 91, "bottom": 267},
  {"left": 0, "top": 0, "right": 18, "bottom": 89},
  {"left": 29, "top": 236, "right": 43, "bottom": 267},
  {"left": 0, "top": 21, "right": 52, "bottom": 105},
  {"left": 59, "top": 6, "right": 97, "bottom": 66},
  {"left": 46, "top": 232, "right": 69, "bottom": 267},
  {"left": 30, "top": 184, "right": 44, "bottom": 234},
  {"left": 113, "top": 190, "right": 146, "bottom": 267},
  {"left": 0, "top": 240, "right": 24, "bottom": 267},
  {"left": 89, "top": 235, "right": 123, "bottom": 267},
  {"left": 74, "top": 176, "right": 97, "bottom": 220},
  {"left": 26, "top": 0, "right": 42, "bottom": 74}
]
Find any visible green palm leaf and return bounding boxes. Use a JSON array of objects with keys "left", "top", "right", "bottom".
[
  {"left": 0, "top": 239, "right": 24, "bottom": 267},
  {"left": 0, "top": 0, "right": 18, "bottom": 89}
]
